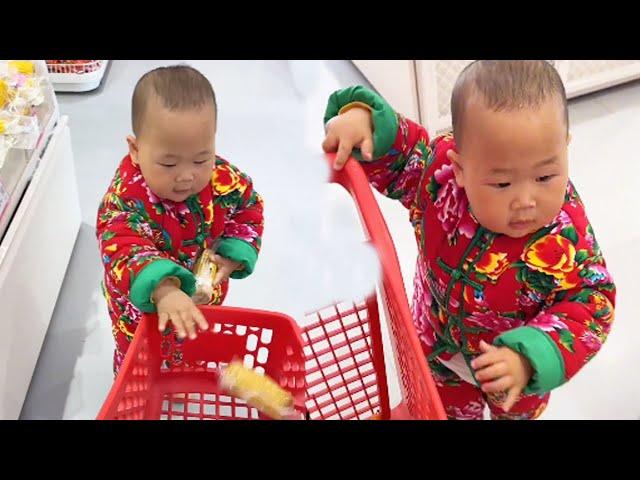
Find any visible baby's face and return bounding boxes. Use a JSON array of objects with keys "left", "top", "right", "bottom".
[
  {"left": 450, "top": 95, "right": 569, "bottom": 238},
  {"left": 128, "top": 97, "right": 216, "bottom": 203}
]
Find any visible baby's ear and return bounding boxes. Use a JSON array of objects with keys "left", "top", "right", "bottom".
[
  {"left": 447, "top": 149, "right": 464, "bottom": 188},
  {"left": 127, "top": 135, "right": 139, "bottom": 165}
]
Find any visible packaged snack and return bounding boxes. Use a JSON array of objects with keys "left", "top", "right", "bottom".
[
  {"left": 8, "top": 61, "right": 35, "bottom": 76},
  {"left": 219, "top": 361, "right": 296, "bottom": 420},
  {"left": 0, "top": 79, "right": 12, "bottom": 109},
  {"left": 0, "top": 113, "right": 38, "bottom": 149},
  {"left": 191, "top": 248, "right": 218, "bottom": 304}
]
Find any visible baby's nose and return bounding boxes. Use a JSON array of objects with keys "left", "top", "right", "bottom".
[
  {"left": 512, "top": 193, "right": 536, "bottom": 210},
  {"left": 176, "top": 172, "right": 194, "bottom": 182}
]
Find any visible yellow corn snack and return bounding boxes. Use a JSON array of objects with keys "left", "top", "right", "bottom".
[
  {"left": 0, "top": 80, "right": 11, "bottom": 109},
  {"left": 219, "top": 361, "right": 295, "bottom": 420},
  {"left": 8, "top": 61, "right": 35, "bottom": 75}
]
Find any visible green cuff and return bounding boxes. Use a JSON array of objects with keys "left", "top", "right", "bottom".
[
  {"left": 130, "top": 259, "right": 196, "bottom": 313},
  {"left": 324, "top": 85, "right": 399, "bottom": 160},
  {"left": 216, "top": 237, "right": 258, "bottom": 279},
  {"left": 494, "top": 326, "right": 566, "bottom": 395}
]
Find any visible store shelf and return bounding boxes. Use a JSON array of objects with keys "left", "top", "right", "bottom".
[
  {"left": 0, "top": 116, "right": 81, "bottom": 419},
  {"left": 0, "top": 60, "right": 80, "bottom": 419},
  {"left": 47, "top": 60, "right": 109, "bottom": 92},
  {"left": 0, "top": 61, "right": 59, "bottom": 242}
]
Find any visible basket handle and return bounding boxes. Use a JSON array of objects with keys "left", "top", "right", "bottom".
[
  {"left": 325, "top": 154, "right": 408, "bottom": 310},
  {"left": 325, "top": 153, "right": 447, "bottom": 420}
]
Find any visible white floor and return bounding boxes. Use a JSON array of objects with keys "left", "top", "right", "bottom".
[{"left": 20, "top": 61, "right": 640, "bottom": 419}]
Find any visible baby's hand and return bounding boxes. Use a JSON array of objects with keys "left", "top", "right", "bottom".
[
  {"left": 209, "top": 252, "right": 243, "bottom": 287},
  {"left": 322, "top": 106, "right": 374, "bottom": 171},
  {"left": 153, "top": 278, "right": 209, "bottom": 340},
  {"left": 471, "top": 340, "right": 534, "bottom": 412}
]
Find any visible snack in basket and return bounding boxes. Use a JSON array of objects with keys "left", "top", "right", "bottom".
[
  {"left": 219, "top": 361, "right": 296, "bottom": 420},
  {"left": 191, "top": 248, "right": 218, "bottom": 304}
]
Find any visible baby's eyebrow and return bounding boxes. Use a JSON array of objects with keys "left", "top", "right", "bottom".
[
  {"left": 489, "top": 157, "right": 558, "bottom": 174},
  {"left": 534, "top": 157, "right": 557, "bottom": 168},
  {"left": 489, "top": 167, "right": 513, "bottom": 174}
]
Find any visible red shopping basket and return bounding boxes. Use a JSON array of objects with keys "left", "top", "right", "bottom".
[
  {"left": 300, "top": 154, "right": 445, "bottom": 420},
  {"left": 97, "top": 305, "right": 308, "bottom": 420},
  {"left": 97, "top": 154, "right": 445, "bottom": 420}
]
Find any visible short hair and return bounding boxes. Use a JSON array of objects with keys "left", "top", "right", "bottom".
[
  {"left": 131, "top": 64, "right": 217, "bottom": 136},
  {"left": 451, "top": 60, "right": 568, "bottom": 148}
]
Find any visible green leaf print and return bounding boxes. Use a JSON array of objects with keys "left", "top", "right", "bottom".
[
  {"left": 390, "top": 153, "right": 406, "bottom": 172},
  {"left": 475, "top": 272, "right": 488, "bottom": 282},
  {"left": 587, "top": 320, "right": 601, "bottom": 333},
  {"left": 102, "top": 231, "right": 116, "bottom": 242},
  {"left": 593, "top": 306, "right": 612, "bottom": 320},
  {"left": 525, "top": 225, "right": 556, "bottom": 249},
  {"left": 387, "top": 188, "right": 405, "bottom": 200},
  {"left": 248, "top": 190, "right": 259, "bottom": 205},
  {"left": 521, "top": 268, "right": 556, "bottom": 294},
  {"left": 599, "top": 283, "right": 616, "bottom": 292},
  {"left": 464, "top": 326, "right": 487, "bottom": 335},
  {"left": 216, "top": 190, "right": 243, "bottom": 209},
  {"left": 152, "top": 202, "right": 165, "bottom": 215},
  {"left": 160, "top": 229, "right": 173, "bottom": 251},
  {"left": 418, "top": 142, "right": 432, "bottom": 166},
  {"left": 569, "top": 289, "right": 591, "bottom": 303},
  {"left": 560, "top": 226, "right": 579, "bottom": 246},
  {"left": 574, "top": 249, "right": 590, "bottom": 264},
  {"left": 559, "top": 329, "right": 575, "bottom": 353},
  {"left": 427, "top": 176, "right": 440, "bottom": 203}
]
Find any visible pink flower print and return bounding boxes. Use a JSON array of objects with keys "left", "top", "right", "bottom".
[
  {"left": 224, "top": 222, "right": 257, "bottom": 243},
  {"left": 549, "top": 209, "right": 573, "bottom": 234},
  {"left": 449, "top": 400, "right": 484, "bottom": 420},
  {"left": 433, "top": 164, "right": 476, "bottom": 242},
  {"left": 580, "top": 330, "right": 602, "bottom": 352},
  {"left": 467, "top": 311, "right": 523, "bottom": 333},
  {"left": 528, "top": 313, "right": 568, "bottom": 332}
]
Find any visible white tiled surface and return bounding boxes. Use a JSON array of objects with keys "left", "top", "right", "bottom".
[{"left": 20, "top": 61, "right": 640, "bottom": 419}]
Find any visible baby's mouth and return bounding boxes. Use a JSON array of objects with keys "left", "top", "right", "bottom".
[{"left": 509, "top": 219, "right": 535, "bottom": 230}]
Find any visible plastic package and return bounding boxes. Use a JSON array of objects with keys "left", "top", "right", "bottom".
[
  {"left": 0, "top": 60, "right": 43, "bottom": 150},
  {"left": 219, "top": 361, "right": 296, "bottom": 420},
  {"left": 191, "top": 248, "right": 218, "bottom": 304},
  {"left": 0, "top": 113, "right": 39, "bottom": 150}
]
